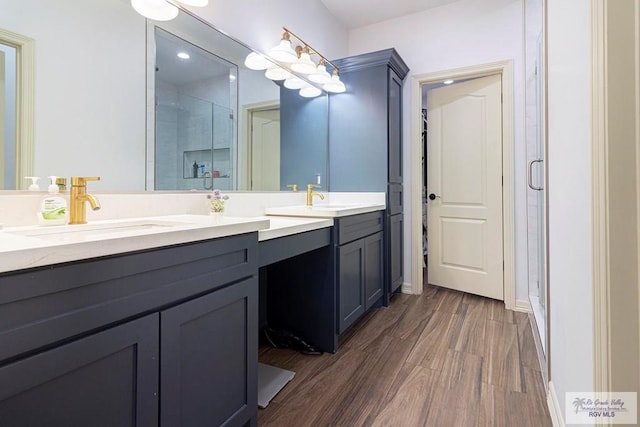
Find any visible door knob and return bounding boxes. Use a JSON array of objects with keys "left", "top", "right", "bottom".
[{"left": 428, "top": 193, "right": 440, "bottom": 200}]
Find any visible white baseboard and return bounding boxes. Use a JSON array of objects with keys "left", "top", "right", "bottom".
[
  {"left": 514, "top": 298, "right": 533, "bottom": 312},
  {"left": 401, "top": 282, "right": 416, "bottom": 294},
  {"left": 547, "top": 381, "right": 565, "bottom": 427}
]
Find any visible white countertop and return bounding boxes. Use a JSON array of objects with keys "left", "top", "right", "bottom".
[
  {"left": 0, "top": 214, "right": 269, "bottom": 274},
  {"left": 258, "top": 216, "right": 333, "bottom": 241},
  {"left": 264, "top": 203, "right": 385, "bottom": 218}
]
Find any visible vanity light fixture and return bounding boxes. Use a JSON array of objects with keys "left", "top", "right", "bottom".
[
  {"left": 308, "top": 59, "right": 332, "bottom": 85},
  {"left": 269, "top": 31, "right": 298, "bottom": 63},
  {"left": 256, "top": 27, "right": 347, "bottom": 96},
  {"left": 284, "top": 75, "right": 306, "bottom": 90},
  {"left": 265, "top": 64, "right": 290, "bottom": 81},
  {"left": 291, "top": 46, "right": 317, "bottom": 75},
  {"left": 323, "top": 70, "right": 346, "bottom": 93},
  {"left": 299, "top": 84, "right": 322, "bottom": 98},
  {"left": 131, "top": 0, "right": 208, "bottom": 22},
  {"left": 244, "top": 52, "right": 270, "bottom": 70}
]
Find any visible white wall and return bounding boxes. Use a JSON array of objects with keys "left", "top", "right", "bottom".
[
  {"left": 546, "top": 0, "right": 594, "bottom": 420},
  {"left": 347, "top": 0, "right": 528, "bottom": 301},
  {"left": 186, "top": 0, "right": 348, "bottom": 61}
]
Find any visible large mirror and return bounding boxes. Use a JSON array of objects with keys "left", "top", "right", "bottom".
[{"left": 0, "top": 0, "right": 328, "bottom": 191}]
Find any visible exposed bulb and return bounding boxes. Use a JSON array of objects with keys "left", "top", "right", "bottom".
[{"left": 131, "top": 0, "right": 179, "bottom": 21}]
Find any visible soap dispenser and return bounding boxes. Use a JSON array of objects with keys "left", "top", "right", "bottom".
[
  {"left": 25, "top": 176, "right": 40, "bottom": 191},
  {"left": 38, "top": 176, "right": 68, "bottom": 226}
]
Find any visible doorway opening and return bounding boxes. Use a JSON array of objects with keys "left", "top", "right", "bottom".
[{"left": 410, "top": 60, "right": 516, "bottom": 309}]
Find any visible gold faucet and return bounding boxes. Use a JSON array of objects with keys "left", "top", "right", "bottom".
[
  {"left": 306, "top": 184, "right": 324, "bottom": 206},
  {"left": 70, "top": 176, "right": 101, "bottom": 224},
  {"left": 286, "top": 184, "right": 299, "bottom": 192}
]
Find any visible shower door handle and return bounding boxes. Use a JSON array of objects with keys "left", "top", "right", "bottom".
[{"left": 528, "top": 159, "right": 544, "bottom": 191}]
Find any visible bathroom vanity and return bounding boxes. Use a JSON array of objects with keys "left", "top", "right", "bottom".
[
  {"left": 0, "top": 216, "right": 269, "bottom": 427},
  {"left": 0, "top": 201, "right": 385, "bottom": 426}
]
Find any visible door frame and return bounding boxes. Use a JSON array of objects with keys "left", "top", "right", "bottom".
[
  {"left": 409, "top": 60, "right": 516, "bottom": 310},
  {"left": 240, "top": 99, "right": 279, "bottom": 190}
]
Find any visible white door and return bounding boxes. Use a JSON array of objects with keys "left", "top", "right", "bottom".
[
  {"left": 427, "top": 74, "right": 504, "bottom": 300},
  {"left": 250, "top": 109, "right": 280, "bottom": 191}
]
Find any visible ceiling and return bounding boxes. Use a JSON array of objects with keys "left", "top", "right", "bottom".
[{"left": 321, "top": 0, "right": 463, "bottom": 29}]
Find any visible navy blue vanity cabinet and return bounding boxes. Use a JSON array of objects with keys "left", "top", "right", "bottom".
[
  {"left": 0, "top": 314, "right": 159, "bottom": 426},
  {"left": 0, "top": 234, "right": 258, "bottom": 427},
  {"left": 335, "top": 211, "right": 385, "bottom": 334},
  {"left": 329, "top": 48, "right": 409, "bottom": 302}
]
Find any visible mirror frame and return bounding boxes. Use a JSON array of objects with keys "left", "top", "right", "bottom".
[{"left": 0, "top": 27, "right": 34, "bottom": 189}]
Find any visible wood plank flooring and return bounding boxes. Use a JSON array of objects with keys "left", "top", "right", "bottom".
[{"left": 258, "top": 285, "right": 552, "bottom": 427}]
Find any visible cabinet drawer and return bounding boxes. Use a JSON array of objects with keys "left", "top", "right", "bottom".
[
  {"left": 336, "top": 211, "right": 384, "bottom": 245},
  {"left": 0, "top": 233, "right": 257, "bottom": 363}
]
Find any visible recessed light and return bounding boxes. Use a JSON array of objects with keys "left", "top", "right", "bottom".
[
  {"left": 443, "top": 79, "right": 454, "bottom": 85},
  {"left": 177, "top": 52, "right": 190, "bottom": 60},
  {"left": 229, "top": 74, "right": 237, "bottom": 82}
]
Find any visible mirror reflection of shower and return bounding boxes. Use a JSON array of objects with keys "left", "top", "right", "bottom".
[{"left": 154, "top": 28, "right": 236, "bottom": 191}]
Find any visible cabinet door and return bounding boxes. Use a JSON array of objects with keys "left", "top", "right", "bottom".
[
  {"left": 364, "top": 232, "right": 384, "bottom": 310},
  {"left": 338, "top": 239, "right": 365, "bottom": 334},
  {"left": 161, "top": 277, "right": 258, "bottom": 427},
  {"left": 388, "top": 69, "right": 403, "bottom": 184},
  {"left": 389, "top": 213, "right": 404, "bottom": 293},
  {"left": 0, "top": 314, "right": 159, "bottom": 427}
]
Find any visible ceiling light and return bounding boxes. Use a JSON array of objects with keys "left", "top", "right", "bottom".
[
  {"left": 244, "top": 52, "right": 270, "bottom": 70},
  {"left": 131, "top": 0, "right": 179, "bottom": 21},
  {"left": 229, "top": 74, "right": 237, "bottom": 82},
  {"left": 284, "top": 75, "right": 306, "bottom": 90},
  {"left": 443, "top": 79, "right": 454, "bottom": 85},
  {"left": 323, "top": 70, "right": 346, "bottom": 93},
  {"left": 308, "top": 60, "right": 331, "bottom": 84},
  {"left": 177, "top": 0, "right": 208, "bottom": 6},
  {"left": 300, "top": 85, "right": 322, "bottom": 98},
  {"left": 291, "top": 47, "right": 317, "bottom": 75},
  {"left": 269, "top": 32, "right": 297, "bottom": 63},
  {"left": 177, "top": 52, "right": 190, "bottom": 59},
  {"left": 265, "top": 65, "right": 290, "bottom": 81}
]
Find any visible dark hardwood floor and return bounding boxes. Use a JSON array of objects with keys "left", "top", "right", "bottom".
[{"left": 258, "top": 282, "right": 552, "bottom": 427}]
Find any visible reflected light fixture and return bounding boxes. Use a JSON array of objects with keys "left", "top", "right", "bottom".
[
  {"left": 244, "top": 52, "right": 270, "bottom": 70},
  {"left": 284, "top": 75, "right": 306, "bottom": 90},
  {"left": 269, "top": 31, "right": 298, "bottom": 63},
  {"left": 300, "top": 84, "right": 322, "bottom": 98},
  {"left": 131, "top": 0, "right": 208, "bottom": 21},
  {"left": 323, "top": 70, "right": 346, "bottom": 93},
  {"left": 443, "top": 79, "right": 454, "bottom": 85},
  {"left": 131, "top": 0, "right": 178, "bottom": 21},
  {"left": 265, "top": 65, "right": 290, "bottom": 81},
  {"left": 177, "top": 0, "right": 208, "bottom": 6},
  {"left": 177, "top": 52, "right": 190, "bottom": 59}
]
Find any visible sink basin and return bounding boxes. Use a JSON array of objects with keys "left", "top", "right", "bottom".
[
  {"left": 265, "top": 203, "right": 385, "bottom": 218},
  {"left": 7, "top": 219, "right": 190, "bottom": 241}
]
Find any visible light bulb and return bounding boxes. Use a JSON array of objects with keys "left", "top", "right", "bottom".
[
  {"left": 323, "top": 72, "right": 346, "bottom": 93},
  {"left": 244, "top": 52, "right": 270, "bottom": 70},
  {"left": 177, "top": 0, "right": 208, "bottom": 6},
  {"left": 131, "top": 0, "right": 179, "bottom": 21},
  {"left": 300, "top": 85, "right": 322, "bottom": 98},
  {"left": 308, "top": 62, "right": 331, "bottom": 84},
  {"left": 291, "top": 49, "right": 317, "bottom": 75},
  {"left": 269, "top": 33, "right": 297, "bottom": 63},
  {"left": 284, "top": 75, "right": 306, "bottom": 89},
  {"left": 265, "top": 65, "right": 290, "bottom": 81}
]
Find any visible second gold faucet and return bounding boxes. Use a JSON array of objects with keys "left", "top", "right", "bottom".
[{"left": 306, "top": 184, "right": 324, "bottom": 206}]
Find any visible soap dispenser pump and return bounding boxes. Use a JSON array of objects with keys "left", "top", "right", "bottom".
[
  {"left": 25, "top": 176, "right": 40, "bottom": 191},
  {"left": 38, "top": 176, "right": 68, "bottom": 226}
]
